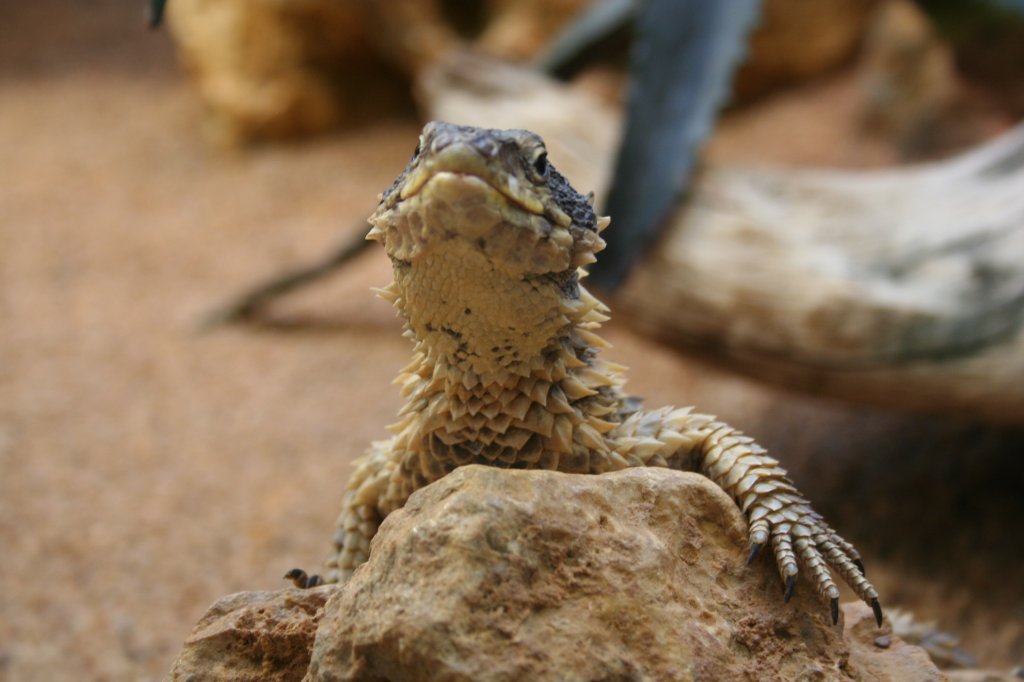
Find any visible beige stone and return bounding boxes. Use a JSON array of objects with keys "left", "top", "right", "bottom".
[
  {"left": 946, "top": 670, "right": 1024, "bottom": 682},
  {"left": 844, "top": 602, "right": 947, "bottom": 682},
  {"left": 164, "top": 467, "right": 945, "bottom": 681},
  {"left": 165, "top": 586, "right": 333, "bottom": 682},
  {"left": 735, "top": 0, "right": 879, "bottom": 103},
  {"left": 165, "top": 0, "right": 407, "bottom": 146},
  {"left": 305, "top": 465, "right": 940, "bottom": 681}
]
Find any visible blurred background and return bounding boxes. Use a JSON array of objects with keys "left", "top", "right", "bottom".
[{"left": 1, "top": 0, "right": 1022, "bottom": 679}]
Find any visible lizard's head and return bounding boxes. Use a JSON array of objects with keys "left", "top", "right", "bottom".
[
  {"left": 368, "top": 122, "right": 611, "bottom": 373},
  {"left": 367, "top": 121, "right": 607, "bottom": 276}
]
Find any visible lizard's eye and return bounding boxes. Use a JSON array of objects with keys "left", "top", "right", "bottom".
[{"left": 533, "top": 152, "right": 548, "bottom": 177}]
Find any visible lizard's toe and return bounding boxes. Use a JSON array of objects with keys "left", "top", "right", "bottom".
[
  {"left": 793, "top": 532, "right": 842, "bottom": 616},
  {"left": 754, "top": 506, "right": 882, "bottom": 626},
  {"left": 769, "top": 522, "right": 799, "bottom": 596},
  {"left": 815, "top": 530, "right": 881, "bottom": 619},
  {"left": 744, "top": 511, "right": 771, "bottom": 565},
  {"left": 826, "top": 528, "right": 867, "bottom": 575},
  {"left": 284, "top": 568, "right": 324, "bottom": 589}
]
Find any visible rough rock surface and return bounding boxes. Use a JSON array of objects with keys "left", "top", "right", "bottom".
[
  {"left": 165, "top": 586, "right": 332, "bottom": 682},
  {"left": 164, "top": 0, "right": 409, "bottom": 145},
  {"left": 306, "top": 466, "right": 942, "bottom": 681},
  {"left": 734, "top": 0, "right": 879, "bottom": 103},
  {"left": 166, "top": 466, "right": 944, "bottom": 681},
  {"left": 946, "top": 670, "right": 1024, "bottom": 682},
  {"left": 843, "top": 602, "right": 946, "bottom": 682}
]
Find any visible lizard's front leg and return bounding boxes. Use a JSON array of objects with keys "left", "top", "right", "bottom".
[
  {"left": 613, "top": 407, "right": 882, "bottom": 626},
  {"left": 287, "top": 442, "right": 406, "bottom": 587}
]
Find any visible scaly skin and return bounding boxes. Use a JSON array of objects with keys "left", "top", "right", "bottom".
[{"left": 287, "top": 121, "right": 882, "bottom": 626}]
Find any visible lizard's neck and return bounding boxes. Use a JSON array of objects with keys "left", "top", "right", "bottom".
[
  {"left": 389, "top": 241, "right": 585, "bottom": 378},
  {"left": 377, "top": 243, "right": 626, "bottom": 479}
]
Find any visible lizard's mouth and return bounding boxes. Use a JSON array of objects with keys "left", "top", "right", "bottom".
[
  {"left": 368, "top": 134, "right": 605, "bottom": 273},
  {"left": 401, "top": 170, "right": 548, "bottom": 220},
  {"left": 392, "top": 140, "right": 573, "bottom": 229},
  {"left": 368, "top": 170, "right": 578, "bottom": 274}
]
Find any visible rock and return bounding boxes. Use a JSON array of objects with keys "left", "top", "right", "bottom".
[
  {"left": 166, "top": 466, "right": 944, "bottom": 680},
  {"left": 946, "top": 670, "right": 1024, "bottom": 682},
  {"left": 304, "top": 465, "right": 942, "bottom": 681},
  {"left": 844, "top": 602, "right": 947, "bottom": 682},
  {"left": 164, "top": 0, "right": 409, "bottom": 146},
  {"left": 165, "top": 585, "right": 333, "bottom": 682},
  {"left": 888, "top": 606, "right": 978, "bottom": 669},
  {"left": 734, "top": 0, "right": 879, "bottom": 103}
]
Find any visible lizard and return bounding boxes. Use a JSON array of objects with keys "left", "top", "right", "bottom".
[{"left": 286, "top": 120, "right": 883, "bottom": 627}]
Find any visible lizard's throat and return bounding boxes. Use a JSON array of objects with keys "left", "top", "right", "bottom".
[
  {"left": 387, "top": 246, "right": 581, "bottom": 378},
  {"left": 380, "top": 246, "right": 622, "bottom": 477}
]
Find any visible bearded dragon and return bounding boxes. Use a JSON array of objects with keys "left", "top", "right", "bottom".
[{"left": 286, "top": 121, "right": 882, "bottom": 627}]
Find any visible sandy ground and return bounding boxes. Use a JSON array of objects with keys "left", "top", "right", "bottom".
[{"left": 1, "top": 2, "right": 1022, "bottom": 680}]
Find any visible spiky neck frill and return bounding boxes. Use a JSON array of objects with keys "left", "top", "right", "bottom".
[{"left": 375, "top": 257, "right": 630, "bottom": 482}]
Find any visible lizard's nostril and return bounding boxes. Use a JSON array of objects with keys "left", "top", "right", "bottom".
[{"left": 470, "top": 135, "right": 499, "bottom": 157}]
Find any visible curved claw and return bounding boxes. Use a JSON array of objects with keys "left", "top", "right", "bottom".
[
  {"left": 783, "top": 575, "right": 796, "bottom": 603},
  {"left": 871, "top": 598, "right": 883, "bottom": 627},
  {"left": 747, "top": 493, "right": 880, "bottom": 629}
]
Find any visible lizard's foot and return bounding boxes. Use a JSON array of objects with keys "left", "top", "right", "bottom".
[
  {"left": 746, "top": 500, "right": 882, "bottom": 627},
  {"left": 284, "top": 568, "right": 324, "bottom": 589}
]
